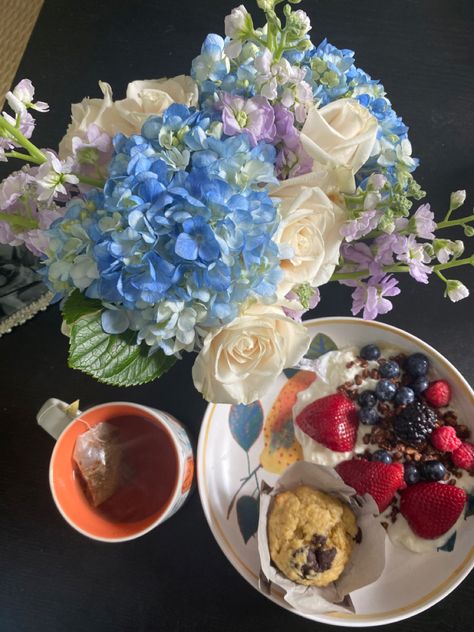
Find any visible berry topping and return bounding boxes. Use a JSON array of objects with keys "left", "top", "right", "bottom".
[
  {"left": 358, "top": 390, "right": 377, "bottom": 408},
  {"left": 372, "top": 449, "right": 393, "bottom": 464},
  {"left": 400, "top": 482, "right": 466, "bottom": 539},
  {"left": 393, "top": 401, "right": 437, "bottom": 445},
  {"left": 451, "top": 441, "right": 474, "bottom": 471},
  {"left": 379, "top": 360, "right": 400, "bottom": 379},
  {"left": 358, "top": 407, "right": 380, "bottom": 425},
  {"left": 375, "top": 379, "right": 397, "bottom": 401},
  {"left": 394, "top": 386, "right": 415, "bottom": 406},
  {"left": 360, "top": 344, "right": 380, "bottom": 361},
  {"left": 421, "top": 460, "right": 447, "bottom": 481},
  {"left": 431, "top": 426, "right": 461, "bottom": 452},
  {"left": 295, "top": 393, "right": 358, "bottom": 452},
  {"left": 404, "top": 462, "right": 421, "bottom": 485},
  {"left": 424, "top": 380, "right": 452, "bottom": 408},
  {"left": 336, "top": 459, "right": 405, "bottom": 512},
  {"left": 411, "top": 376, "right": 429, "bottom": 394},
  {"left": 405, "top": 353, "right": 429, "bottom": 377}
]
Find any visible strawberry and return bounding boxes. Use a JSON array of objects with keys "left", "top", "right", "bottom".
[
  {"left": 335, "top": 459, "right": 405, "bottom": 512},
  {"left": 424, "top": 379, "right": 451, "bottom": 408},
  {"left": 431, "top": 425, "right": 461, "bottom": 452},
  {"left": 400, "top": 482, "right": 466, "bottom": 539},
  {"left": 451, "top": 441, "right": 474, "bottom": 471},
  {"left": 295, "top": 393, "right": 358, "bottom": 452}
]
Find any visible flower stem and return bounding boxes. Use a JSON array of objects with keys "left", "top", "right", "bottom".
[
  {"left": 0, "top": 212, "right": 38, "bottom": 231},
  {"left": 435, "top": 255, "right": 473, "bottom": 271},
  {"left": 436, "top": 215, "right": 474, "bottom": 230},
  {"left": 4, "top": 150, "right": 44, "bottom": 165},
  {"left": 0, "top": 116, "right": 46, "bottom": 163},
  {"left": 77, "top": 174, "right": 105, "bottom": 188}
]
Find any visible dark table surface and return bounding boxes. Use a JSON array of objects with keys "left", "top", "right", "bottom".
[{"left": 1, "top": 1, "right": 473, "bottom": 631}]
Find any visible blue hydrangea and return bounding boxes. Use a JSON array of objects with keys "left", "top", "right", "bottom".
[{"left": 44, "top": 104, "right": 282, "bottom": 356}]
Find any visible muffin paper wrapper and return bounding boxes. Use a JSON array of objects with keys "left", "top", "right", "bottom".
[{"left": 257, "top": 461, "right": 387, "bottom": 615}]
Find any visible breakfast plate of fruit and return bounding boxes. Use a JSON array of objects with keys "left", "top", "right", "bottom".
[{"left": 197, "top": 317, "right": 474, "bottom": 626}]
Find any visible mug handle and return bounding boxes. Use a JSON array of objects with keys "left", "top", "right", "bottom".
[{"left": 37, "top": 398, "right": 82, "bottom": 440}]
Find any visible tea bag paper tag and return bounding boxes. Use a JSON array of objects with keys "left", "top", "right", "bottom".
[{"left": 37, "top": 398, "right": 82, "bottom": 440}]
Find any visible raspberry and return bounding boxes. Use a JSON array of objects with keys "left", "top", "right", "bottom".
[
  {"left": 424, "top": 380, "right": 452, "bottom": 408},
  {"left": 431, "top": 426, "right": 461, "bottom": 452},
  {"left": 452, "top": 442, "right": 474, "bottom": 471}
]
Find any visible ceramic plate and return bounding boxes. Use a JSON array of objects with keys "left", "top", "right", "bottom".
[{"left": 197, "top": 317, "right": 474, "bottom": 627}]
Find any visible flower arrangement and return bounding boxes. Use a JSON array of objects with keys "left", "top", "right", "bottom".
[{"left": 0, "top": 0, "right": 472, "bottom": 404}]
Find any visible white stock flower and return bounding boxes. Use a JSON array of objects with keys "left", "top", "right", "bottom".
[
  {"left": 36, "top": 151, "right": 78, "bottom": 202},
  {"left": 446, "top": 280, "right": 469, "bottom": 302},
  {"left": 224, "top": 5, "right": 252, "bottom": 39},
  {"left": 58, "top": 76, "right": 198, "bottom": 159},
  {"left": 300, "top": 98, "right": 378, "bottom": 192},
  {"left": 192, "top": 303, "right": 311, "bottom": 404},
  {"left": 271, "top": 173, "right": 346, "bottom": 294},
  {"left": 6, "top": 79, "right": 49, "bottom": 113}
]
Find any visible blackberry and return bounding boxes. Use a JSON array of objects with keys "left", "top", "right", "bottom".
[{"left": 393, "top": 401, "right": 437, "bottom": 445}]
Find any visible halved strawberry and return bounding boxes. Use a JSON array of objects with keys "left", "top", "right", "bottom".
[
  {"left": 336, "top": 459, "right": 405, "bottom": 512},
  {"left": 295, "top": 393, "right": 358, "bottom": 452},
  {"left": 400, "top": 482, "right": 466, "bottom": 539}
]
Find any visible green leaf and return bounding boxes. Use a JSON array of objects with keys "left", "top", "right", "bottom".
[
  {"left": 437, "top": 531, "right": 457, "bottom": 552},
  {"left": 62, "top": 289, "right": 103, "bottom": 324},
  {"left": 68, "top": 313, "right": 176, "bottom": 386}
]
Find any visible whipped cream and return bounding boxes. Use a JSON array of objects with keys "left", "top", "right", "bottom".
[{"left": 387, "top": 511, "right": 465, "bottom": 554}]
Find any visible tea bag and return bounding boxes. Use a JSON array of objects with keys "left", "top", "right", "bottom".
[{"left": 73, "top": 422, "right": 122, "bottom": 507}]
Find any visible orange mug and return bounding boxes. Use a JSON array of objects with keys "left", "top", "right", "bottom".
[{"left": 38, "top": 400, "right": 194, "bottom": 542}]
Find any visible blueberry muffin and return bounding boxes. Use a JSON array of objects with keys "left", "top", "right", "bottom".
[{"left": 268, "top": 485, "right": 357, "bottom": 586}]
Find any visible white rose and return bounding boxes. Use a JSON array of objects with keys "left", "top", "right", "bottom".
[
  {"left": 115, "top": 76, "right": 198, "bottom": 130},
  {"left": 300, "top": 98, "right": 378, "bottom": 191},
  {"left": 192, "top": 303, "right": 311, "bottom": 404},
  {"left": 58, "top": 75, "right": 198, "bottom": 159},
  {"left": 58, "top": 81, "right": 135, "bottom": 158},
  {"left": 271, "top": 173, "right": 347, "bottom": 293}
]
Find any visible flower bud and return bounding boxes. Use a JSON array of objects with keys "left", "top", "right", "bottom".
[
  {"left": 449, "top": 189, "right": 466, "bottom": 211},
  {"left": 446, "top": 280, "right": 469, "bottom": 302}
]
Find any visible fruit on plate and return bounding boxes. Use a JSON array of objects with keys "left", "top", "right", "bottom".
[
  {"left": 335, "top": 459, "right": 405, "bottom": 512},
  {"left": 451, "top": 441, "right": 474, "bottom": 471},
  {"left": 393, "top": 400, "right": 437, "bottom": 445},
  {"left": 424, "top": 379, "right": 451, "bottom": 408},
  {"left": 259, "top": 371, "right": 315, "bottom": 474},
  {"left": 295, "top": 393, "right": 358, "bottom": 452},
  {"left": 430, "top": 425, "right": 461, "bottom": 452},
  {"left": 400, "top": 482, "right": 467, "bottom": 539}
]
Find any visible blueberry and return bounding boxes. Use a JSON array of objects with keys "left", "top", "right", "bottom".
[
  {"left": 394, "top": 386, "right": 415, "bottom": 406},
  {"left": 379, "top": 360, "right": 400, "bottom": 379},
  {"left": 422, "top": 460, "right": 446, "bottom": 482},
  {"left": 372, "top": 449, "right": 393, "bottom": 464},
  {"left": 376, "top": 379, "right": 397, "bottom": 401},
  {"left": 358, "top": 407, "right": 380, "bottom": 425},
  {"left": 405, "top": 353, "right": 429, "bottom": 377},
  {"left": 358, "top": 390, "right": 377, "bottom": 408},
  {"left": 360, "top": 344, "right": 381, "bottom": 361},
  {"left": 412, "top": 376, "right": 429, "bottom": 394},
  {"left": 404, "top": 462, "right": 421, "bottom": 485}
]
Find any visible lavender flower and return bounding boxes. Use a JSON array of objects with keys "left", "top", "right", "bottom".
[
  {"left": 412, "top": 203, "right": 436, "bottom": 239},
  {"left": 221, "top": 93, "right": 275, "bottom": 146},
  {"left": 393, "top": 234, "right": 432, "bottom": 283},
  {"left": 349, "top": 274, "right": 400, "bottom": 320}
]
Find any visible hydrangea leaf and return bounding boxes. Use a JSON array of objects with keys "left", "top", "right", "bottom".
[
  {"left": 62, "top": 290, "right": 103, "bottom": 325},
  {"left": 68, "top": 314, "right": 175, "bottom": 386}
]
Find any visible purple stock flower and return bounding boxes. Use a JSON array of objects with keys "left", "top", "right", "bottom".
[
  {"left": 273, "top": 104, "right": 312, "bottom": 179},
  {"left": 413, "top": 203, "right": 436, "bottom": 239},
  {"left": 349, "top": 274, "right": 400, "bottom": 320},
  {"left": 283, "top": 287, "right": 320, "bottom": 321},
  {"left": 221, "top": 93, "right": 275, "bottom": 146},
  {"left": 340, "top": 242, "right": 390, "bottom": 276},
  {"left": 340, "top": 209, "right": 381, "bottom": 241},
  {"left": 393, "top": 234, "right": 432, "bottom": 283}
]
